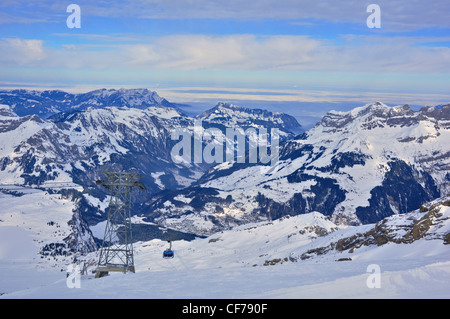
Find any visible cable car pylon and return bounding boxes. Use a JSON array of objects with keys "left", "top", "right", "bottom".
[{"left": 94, "top": 172, "right": 145, "bottom": 278}]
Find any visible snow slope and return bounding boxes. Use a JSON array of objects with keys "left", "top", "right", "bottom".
[
  {"left": 0, "top": 189, "right": 87, "bottom": 294},
  {"left": 2, "top": 258, "right": 449, "bottom": 299},
  {"left": 1, "top": 195, "right": 449, "bottom": 299}
]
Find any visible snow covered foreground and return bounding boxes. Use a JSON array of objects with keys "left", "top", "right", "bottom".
[
  {"left": 1, "top": 191, "right": 449, "bottom": 299},
  {"left": 2, "top": 258, "right": 450, "bottom": 299},
  {"left": 3, "top": 249, "right": 450, "bottom": 299}
]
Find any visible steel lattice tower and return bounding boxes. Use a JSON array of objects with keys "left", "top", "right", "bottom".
[{"left": 95, "top": 172, "right": 145, "bottom": 278}]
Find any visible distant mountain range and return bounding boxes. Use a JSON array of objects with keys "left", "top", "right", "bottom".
[
  {"left": 0, "top": 88, "right": 175, "bottom": 118},
  {"left": 1, "top": 87, "right": 449, "bottom": 301},
  {"left": 0, "top": 88, "right": 448, "bottom": 246},
  {"left": 0, "top": 88, "right": 303, "bottom": 230}
]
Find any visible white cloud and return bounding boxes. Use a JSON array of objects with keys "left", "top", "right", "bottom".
[
  {"left": 118, "top": 34, "right": 450, "bottom": 74},
  {"left": 1, "top": 34, "right": 450, "bottom": 75},
  {"left": 122, "top": 34, "right": 321, "bottom": 70},
  {"left": 157, "top": 86, "right": 450, "bottom": 106},
  {"left": 0, "top": 38, "right": 45, "bottom": 65}
]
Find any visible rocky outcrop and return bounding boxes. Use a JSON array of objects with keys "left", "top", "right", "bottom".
[{"left": 299, "top": 196, "right": 450, "bottom": 260}]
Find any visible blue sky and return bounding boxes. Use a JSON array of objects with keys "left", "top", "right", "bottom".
[{"left": 0, "top": 0, "right": 449, "bottom": 115}]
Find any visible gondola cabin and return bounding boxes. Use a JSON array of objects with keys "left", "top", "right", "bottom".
[
  {"left": 163, "top": 240, "right": 174, "bottom": 259},
  {"left": 163, "top": 249, "right": 174, "bottom": 259}
]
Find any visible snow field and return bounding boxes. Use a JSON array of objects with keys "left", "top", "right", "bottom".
[{"left": 1, "top": 190, "right": 449, "bottom": 298}]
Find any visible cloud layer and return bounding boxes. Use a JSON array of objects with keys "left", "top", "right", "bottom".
[{"left": 1, "top": 34, "right": 449, "bottom": 74}]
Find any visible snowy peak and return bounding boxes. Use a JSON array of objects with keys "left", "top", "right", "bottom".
[
  {"left": 0, "top": 104, "right": 18, "bottom": 118},
  {"left": 0, "top": 88, "right": 177, "bottom": 118},
  {"left": 198, "top": 102, "right": 304, "bottom": 136},
  {"left": 318, "top": 102, "right": 449, "bottom": 131},
  {"left": 0, "top": 101, "right": 203, "bottom": 203},
  {"left": 318, "top": 102, "right": 410, "bottom": 128},
  {"left": 305, "top": 102, "right": 450, "bottom": 176},
  {"left": 75, "top": 88, "right": 172, "bottom": 109},
  {"left": 198, "top": 102, "right": 274, "bottom": 118},
  {"left": 418, "top": 104, "right": 450, "bottom": 123},
  {"left": 0, "top": 89, "right": 73, "bottom": 118}
]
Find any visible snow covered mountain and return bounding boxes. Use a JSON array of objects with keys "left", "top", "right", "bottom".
[
  {"left": 197, "top": 102, "right": 304, "bottom": 139},
  {"left": 0, "top": 89, "right": 304, "bottom": 232},
  {"left": 0, "top": 104, "right": 208, "bottom": 233},
  {"left": 0, "top": 88, "right": 176, "bottom": 118},
  {"left": 1, "top": 90, "right": 448, "bottom": 263},
  {"left": 0, "top": 104, "right": 198, "bottom": 185},
  {"left": 146, "top": 102, "right": 449, "bottom": 235},
  {"left": 1, "top": 90, "right": 449, "bottom": 299}
]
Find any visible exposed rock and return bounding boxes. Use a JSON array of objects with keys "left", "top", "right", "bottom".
[{"left": 299, "top": 195, "right": 450, "bottom": 260}]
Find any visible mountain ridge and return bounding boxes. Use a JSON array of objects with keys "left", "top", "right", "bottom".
[
  {"left": 0, "top": 90, "right": 448, "bottom": 249},
  {"left": 0, "top": 89, "right": 304, "bottom": 233},
  {"left": 146, "top": 102, "right": 449, "bottom": 235},
  {"left": 0, "top": 88, "right": 178, "bottom": 118}
]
